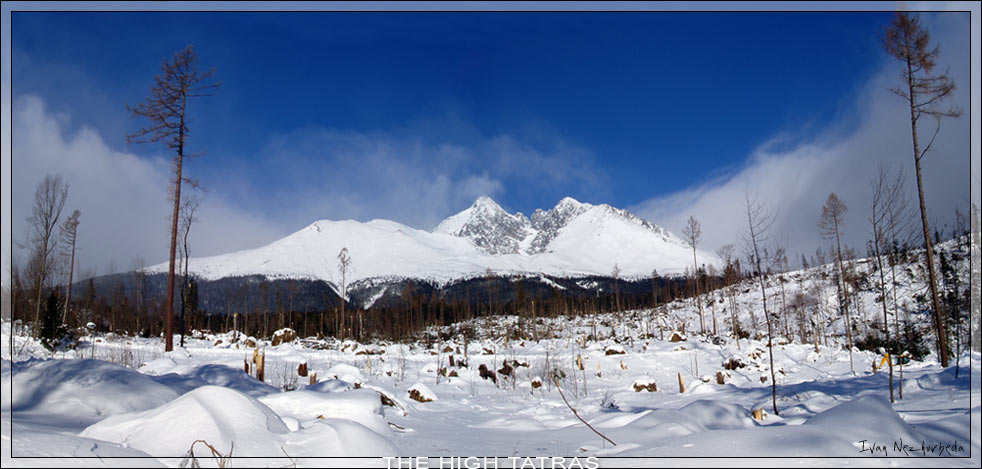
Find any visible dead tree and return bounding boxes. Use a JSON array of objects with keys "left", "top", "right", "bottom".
[
  {"left": 819, "top": 192, "right": 854, "bottom": 373},
  {"left": 127, "top": 44, "right": 220, "bottom": 352},
  {"left": 682, "top": 216, "right": 706, "bottom": 334},
  {"left": 59, "top": 209, "right": 81, "bottom": 326},
  {"left": 611, "top": 263, "right": 622, "bottom": 313},
  {"left": 868, "top": 164, "right": 907, "bottom": 402},
  {"left": 179, "top": 193, "right": 202, "bottom": 347},
  {"left": 884, "top": 11, "right": 961, "bottom": 367},
  {"left": 716, "top": 244, "right": 740, "bottom": 344},
  {"left": 337, "top": 247, "right": 351, "bottom": 340},
  {"left": 741, "top": 188, "right": 779, "bottom": 415},
  {"left": 27, "top": 174, "right": 69, "bottom": 338}
]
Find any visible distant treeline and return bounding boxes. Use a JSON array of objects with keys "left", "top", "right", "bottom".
[{"left": 10, "top": 269, "right": 715, "bottom": 342}]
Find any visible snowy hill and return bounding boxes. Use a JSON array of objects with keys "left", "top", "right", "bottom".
[{"left": 151, "top": 196, "right": 717, "bottom": 288}]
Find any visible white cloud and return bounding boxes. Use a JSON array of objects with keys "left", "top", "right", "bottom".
[
  {"left": 9, "top": 95, "right": 287, "bottom": 276},
  {"left": 631, "top": 12, "right": 977, "bottom": 262},
  {"left": 6, "top": 95, "right": 605, "bottom": 280},
  {"left": 243, "top": 124, "right": 604, "bottom": 230}
]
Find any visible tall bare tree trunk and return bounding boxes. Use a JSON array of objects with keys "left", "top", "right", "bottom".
[
  {"left": 911, "top": 135, "right": 948, "bottom": 366},
  {"left": 128, "top": 45, "right": 220, "bottom": 352},
  {"left": 165, "top": 120, "right": 185, "bottom": 352},
  {"left": 884, "top": 12, "right": 959, "bottom": 367},
  {"left": 62, "top": 227, "right": 77, "bottom": 326},
  {"left": 834, "top": 229, "right": 854, "bottom": 374}
]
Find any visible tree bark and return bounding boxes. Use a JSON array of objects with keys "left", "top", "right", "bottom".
[
  {"left": 904, "top": 44, "right": 949, "bottom": 368},
  {"left": 164, "top": 98, "right": 186, "bottom": 352}
]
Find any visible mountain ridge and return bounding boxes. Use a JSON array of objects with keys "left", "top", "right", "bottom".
[{"left": 150, "top": 196, "right": 720, "bottom": 290}]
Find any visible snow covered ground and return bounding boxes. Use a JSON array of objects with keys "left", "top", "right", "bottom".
[
  {"left": 2, "top": 239, "right": 977, "bottom": 467},
  {"left": 2, "top": 315, "right": 978, "bottom": 468}
]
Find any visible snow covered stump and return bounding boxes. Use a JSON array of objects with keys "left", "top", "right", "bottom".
[
  {"left": 604, "top": 344, "right": 626, "bottom": 355},
  {"left": 632, "top": 378, "right": 657, "bottom": 392},
  {"left": 249, "top": 347, "right": 266, "bottom": 382},
  {"left": 408, "top": 382, "right": 437, "bottom": 403},
  {"left": 271, "top": 328, "right": 297, "bottom": 346}
]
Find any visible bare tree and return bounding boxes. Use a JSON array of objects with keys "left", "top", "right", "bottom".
[
  {"left": 337, "top": 247, "right": 351, "bottom": 340},
  {"left": 286, "top": 279, "right": 300, "bottom": 332},
  {"left": 27, "top": 174, "right": 69, "bottom": 338},
  {"left": 131, "top": 256, "right": 148, "bottom": 333},
  {"left": 682, "top": 216, "right": 706, "bottom": 334},
  {"left": 650, "top": 268, "right": 660, "bottom": 309},
  {"left": 59, "top": 209, "right": 81, "bottom": 326},
  {"left": 770, "top": 245, "right": 790, "bottom": 339},
  {"left": 128, "top": 45, "right": 220, "bottom": 352},
  {"left": 741, "top": 188, "right": 779, "bottom": 415},
  {"left": 868, "top": 164, "right": 908, "bottom": 402},
  {"left": 178, "top": 193, "right": 202, "bottom": 348},
  {"left": 611, "top": 263, "right": 622, "bottom": 312},
  {"left": 716, "top": 244, "right": 740, "bottom": 344},
  {"left": 819, "top": 192, "right": 854, "bottom": 373},
  {"left": 884, "top": 11, "right": 961, "bottom": 367},
  {"left": 7, "top": 254, "right": 22, "bottom": 358}
]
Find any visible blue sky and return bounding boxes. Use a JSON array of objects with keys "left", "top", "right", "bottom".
[
  {"left": 5, "top": 5, "right": 978, "bottom": 274},
  {"left": 13, "top": 12, "right": 888, "bottom": 201}
]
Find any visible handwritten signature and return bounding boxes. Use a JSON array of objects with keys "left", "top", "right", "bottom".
[{"left": 857, "top": 439, "right": 965, "bottom": 457}]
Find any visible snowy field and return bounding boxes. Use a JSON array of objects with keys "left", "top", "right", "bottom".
[
  {"left": 2, "top": 315, "right": 978, "bottom": 468},
  {"left": 2, "top": 240, "right": 978, "bottom": 467}
]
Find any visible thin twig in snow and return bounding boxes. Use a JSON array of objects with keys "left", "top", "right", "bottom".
[{"left": 553, "top": 377, "right": 616, "bottom": 446}]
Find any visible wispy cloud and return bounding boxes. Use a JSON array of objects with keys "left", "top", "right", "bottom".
[
  {"left": 9, "top": 95, "right": 287, "bottom": 275},
  {"left": 7, "top": 95, "right": 607, "bottom": 277},
  {"left": 631, "top": 12, "right": 976, "bottom": 261},
  {"left": 238, "top": 122, "right": 606, "bottom": 230}
]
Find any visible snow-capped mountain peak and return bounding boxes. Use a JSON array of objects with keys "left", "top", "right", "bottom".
[
  {"left": 433, "top": 196, "right": 691, "bottom": 258},
  {"left": 153, "top": 195, "right": 719, "bottom": 288},
  {"left": 434, "top": 196, "right": 533, "bottom": 255}
]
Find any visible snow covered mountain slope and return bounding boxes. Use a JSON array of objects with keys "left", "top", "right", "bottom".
[{"left": 153, "top": 196, "right": 718, "bottom": 286}]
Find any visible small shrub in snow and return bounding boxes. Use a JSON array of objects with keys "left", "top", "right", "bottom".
[
  {"left": 180, "top": 439, "right": 233, "bottom": 469},
  {"left": 723, "top": 356, "right": 746, "bottom": 370},
  {"left": 478, "top": 364, "right": 498, "bottom": 383}
]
